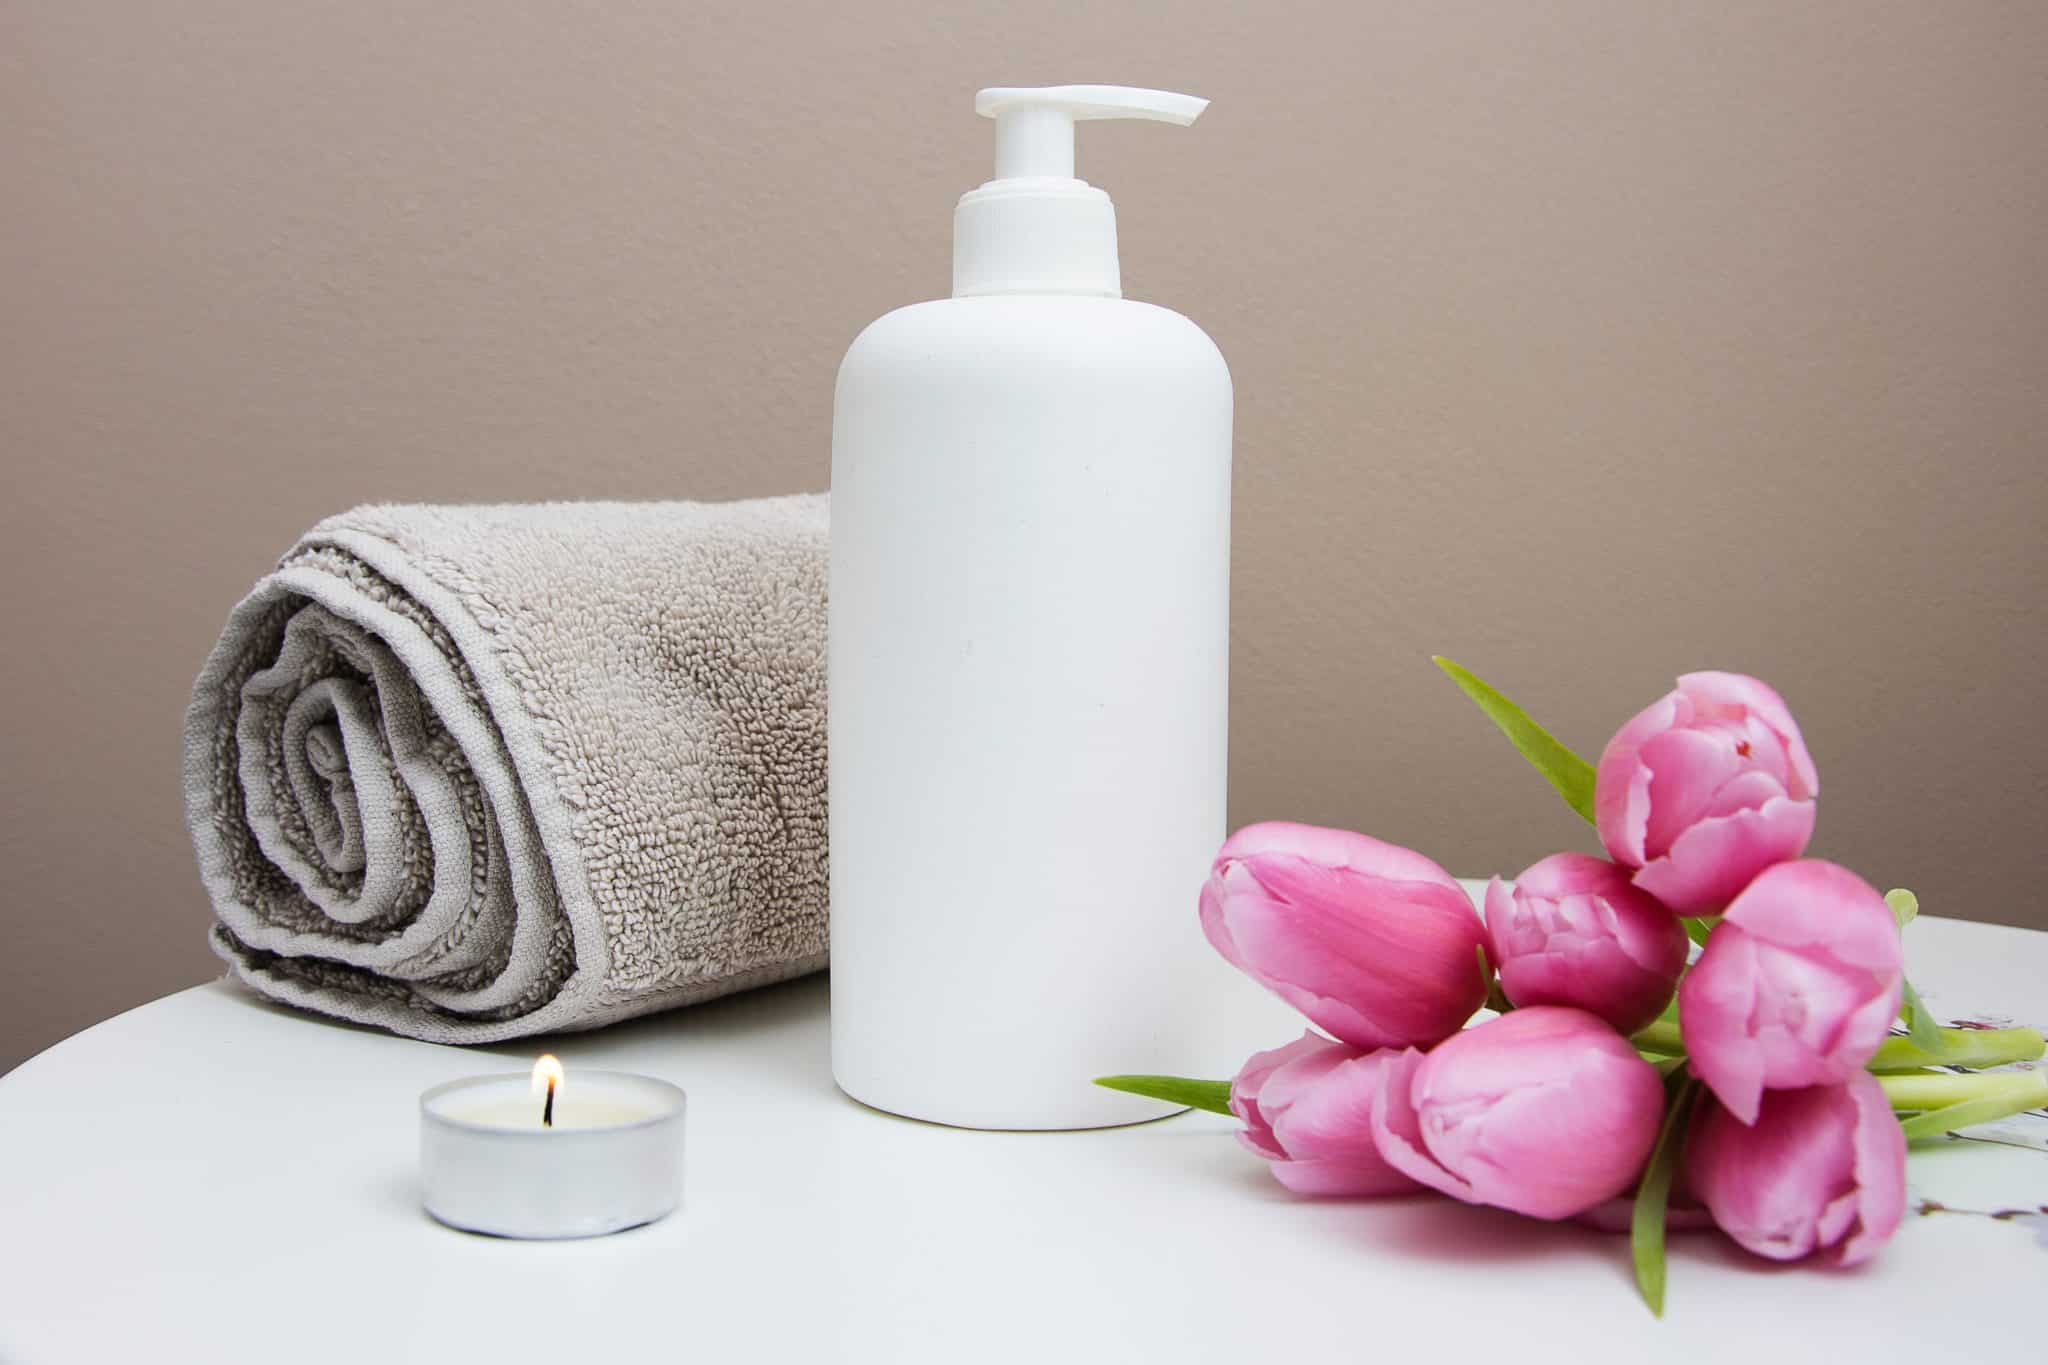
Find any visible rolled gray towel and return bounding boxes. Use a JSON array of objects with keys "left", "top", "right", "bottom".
[{"left": 183, "top": 496, "right": 829, "bottom": 1042}]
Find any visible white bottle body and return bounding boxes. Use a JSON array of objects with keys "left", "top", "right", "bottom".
[{"left": 828, "top": 294, "right": 1235, "bottom": 1129}]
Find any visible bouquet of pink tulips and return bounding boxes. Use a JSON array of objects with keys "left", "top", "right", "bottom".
[{"left": 1100, "top": 660, "right": 2047, "bottom": 1314}]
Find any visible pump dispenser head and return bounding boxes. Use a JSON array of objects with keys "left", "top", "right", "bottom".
[{"left": 952, "top": 85, "right": 1208, "bottom": 299}]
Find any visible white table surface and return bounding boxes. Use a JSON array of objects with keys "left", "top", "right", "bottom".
[{"left": 4, "top": 901, "right": 2045, "bottom": 1364}]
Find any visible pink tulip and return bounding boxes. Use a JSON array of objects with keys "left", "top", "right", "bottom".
[
  {"left": 1594, "top": 672, "right": 1819, "bottom": 914},
  {"left": 1484, "top": 853, "right": 1690, "bottom": 1034},
  {"left": 1200, "top": 822, "right": 1489, "bottom": 1051},
  {"left": 1229, "top": 1032, "right": 1420, "bottom": 1197},
  {"left": 1685, "top": 1071, "right": 1907, "bottom": 1265},
  {"left": 1678, "top": 859, "right": 1904, "bottom": 1124},
  {"left": 1370, "top": 1006, "right": 1666, "bottom": 1220}
]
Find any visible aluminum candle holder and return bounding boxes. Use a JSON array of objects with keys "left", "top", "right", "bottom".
[{"left": 419, "top": 1061, "right": 686, "bottom": 1239}]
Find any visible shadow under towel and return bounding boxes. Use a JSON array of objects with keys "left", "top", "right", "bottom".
[{"left": 182, "top": 496, "right": 829, "bottom": 1043}]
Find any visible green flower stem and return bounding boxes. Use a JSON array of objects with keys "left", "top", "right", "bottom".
[
  {"left": 1093, "top": 1032, "right": 2043, "bottom": 1134},
  {"left": 1630, "top": 1021, "right": 2046, "bottom": 1074},
  {"left": 1878, "top": 1070, "right": 2046, "bottom": 1112},
  {"left": 1632, "top": 1020, "right": 1685, "bottom": 1057},
  {"left": 1868, "top": 1026, "right": 2045, "bottom": 1073},
  {"left": 1884, "top": 1070, "right": 2048, "bottom": 1142}
]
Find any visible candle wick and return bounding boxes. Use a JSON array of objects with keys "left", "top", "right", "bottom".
[{"left": 543, "top": 1078, "right": 557, "bottom": 1128}]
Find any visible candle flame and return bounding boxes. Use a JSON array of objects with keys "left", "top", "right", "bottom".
[{"left": 531, "top": 1054, "right": 564, "bottom": 1098}]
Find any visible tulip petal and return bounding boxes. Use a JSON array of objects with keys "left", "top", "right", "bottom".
[
  {"left": 1230, "top": 1031, "right": 1342, "bottom": 1152},
  {"left": 1199, "top": 874, "right": 1251, "bottom": 974},
  {"left": 1813, "top": 1188, "right": 1860, "bottom": 1250},
  {"left": 1232, "top": 1031, "right": 1337, "bottom": 1095},
  {"left": 1640, "top": 728, "right": 1748, "bottom": 860},
  {"left": 1231, "top": 1035, "right": 1421, "bottom": 1198},
  {"left": 1686, "top": 1082, "right": 1879, "bottom": 1264},
  {"left": 1595, "top": 672, "right": 1819, "bottom": 888},
  {"left": 1488, "top": 854, "right": 1687, "bottom": 1034},
  {"left": 1407, "top": 1008, "right": 1665, "bottom": 1220},
  {"left": 1370, "top": 1048, "right": 1481, "bottom": 1203},
  {"left": 1723, "top": 715, "right": 1794, "bottom": 793},
  {"left": 1254, "top": 1036, "right": 1365, "bottom": 1118},
  {"left": 1701, "top": 766, "right": 1790, "bottom": 823},
  {"left": 1749, "top": 951, "right": 1899, "bottom": 1089},
  {"left": 1481, "top": 875, "right": 1513, "bottom": 963},
  {"left": 1215, "top": 855, "right": 1486, "bottom": 1049},
  {"left": 1266, "top": 1053, "right": 1421, "bottom": 1196},
  {"left": 1631, "top": 795, "right": 1816, "bottom": 915},
  {"left": 1511, "top": 852, "right": 1625, "bottom": 905},
  {"left": 1269, "top": 1157, "right": 1421, "bottom": 1198},
  {"left": 1369, "top": 1011, "right": 1668, "bottom": 1221},
  {"left": 1270, "top": 1054, "right": 1405, "bottom": 1169},
  {"left": 1236, "top": 1126, "right": 1288, "bottom": 1161},
  {"left": 1678, "top": 928, "right": 1768, "bottom": 1124},
  {"left": 1722, "top": 859, "right": 1905, "bottom": 976},
  {"left": 1728, "top": 860, "right": 1904, "bottom": 1082},
  {"left": 1676, "top": 671, "right": 1818, "bottom": 799},
  {"left": 1680, "top": 862, "right": 1906, "bottom": 1121},
  {"left": 1216, "top": 822, "right": 1467, "bottom": 888},
  {"left": 1595, "top": 694, "right": 1681, "bottom": 867},
  {"left": 1835, "top": 1071, "right": 1907, "bottom": 1266}
]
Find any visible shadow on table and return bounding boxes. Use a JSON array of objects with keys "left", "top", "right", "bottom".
[
  {"left": 1322, "top": 1187, "right": 1873, "bottom": 1295},
  {"left": 490, "top": 970, "right": 829, "bottom": 1063},
  {"left": 213, "top": 965, "right": 830, "bottom": 1063}
]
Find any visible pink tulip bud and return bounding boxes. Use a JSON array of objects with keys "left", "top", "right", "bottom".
[
  {"left": 1684, "top": 1071, "right": 1907, "bottom": 1265},
  {"left": 1370, "top": 1006, "right": 1666, "bottom": 1220},
  {"left": 1229, "top": 1032, "right": 1420, "bottom": 1197},
  {"left": 1594, "top": 672, "right": 1818, "bottom": 914},
  {"left": 1484, "top": 853, "right": 1690, "bottom": 1034},
  {"left": 1678, "top": 859, "right": 1903, "bottom": 1124},
  {"left": 1200, "top": 822, "right": 1489, "bottom": 1051}
]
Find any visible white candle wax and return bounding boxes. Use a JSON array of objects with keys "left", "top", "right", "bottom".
[
  {"left": 419, "top": 1068, "right": 686, "bottom": 1239},
  {"left": 443, "top": 1097, "right": 653, "bottom": 1130}
]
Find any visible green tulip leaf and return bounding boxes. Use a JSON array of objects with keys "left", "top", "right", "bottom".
[
  {"left": 1681, "top": 916, "right": 1717, "bottom": 948},
  {"left": 1886, "top": 888, "right": 1918, "bottom": 929},
  {"left": 1093, "top": 1074, "right": 1234, "bottom": 1116},
  {"left": 1870, "top": 1024, "right": 2044, "bottom": 1072},
  {"left": 1896, "top": 1094, "right": 2041, "bottom": 1143},
  {"left": 1433, "top": 657, "right": 1597, "bottom": 826},
  {"left": 1632, "top": 1072, "right": 1700, "bottom": 1319}
]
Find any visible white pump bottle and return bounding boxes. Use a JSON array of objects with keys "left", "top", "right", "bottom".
[{"left": 829, "top": 86, "right": 1236, "bottom": 1129}]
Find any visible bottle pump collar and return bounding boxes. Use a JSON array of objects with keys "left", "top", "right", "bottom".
[{"left": 952, "top": 85, "right": 1209, "bottom": 300}]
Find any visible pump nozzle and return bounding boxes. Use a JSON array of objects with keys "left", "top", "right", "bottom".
[
  {"left": 953, "top": 84, "right": 1210, "bottom": 299},
  {"left": 975, "top": 86, "right": 1209, "bottom": 180}
]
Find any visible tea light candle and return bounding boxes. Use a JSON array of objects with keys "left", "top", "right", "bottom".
[{"left": 419, "top": 1056, "right": 686, "bottom": 1239}]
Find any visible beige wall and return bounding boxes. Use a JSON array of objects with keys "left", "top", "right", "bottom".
[{"left": 4, "top": 2, "right": 2044, "bottom": 1073}]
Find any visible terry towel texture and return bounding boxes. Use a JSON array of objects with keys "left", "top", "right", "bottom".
[{"left": 183, "top": 496, "right": 829, "bottom": 1043}]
